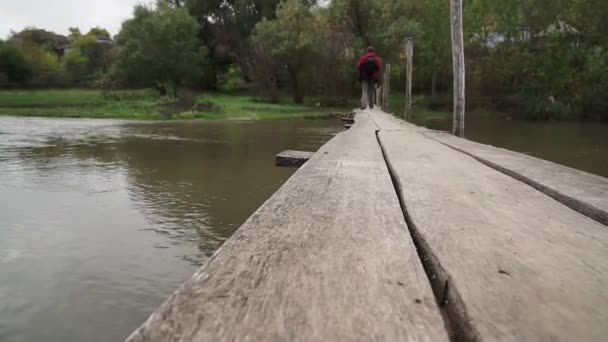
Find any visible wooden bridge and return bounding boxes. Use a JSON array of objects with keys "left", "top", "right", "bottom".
[{"left": 127, "top": 109, "right": 608, "bottom": 342}]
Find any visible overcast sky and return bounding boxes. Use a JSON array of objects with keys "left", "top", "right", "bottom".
[{"left": 0, "top": 0, "right": 154, "bottom": 39}]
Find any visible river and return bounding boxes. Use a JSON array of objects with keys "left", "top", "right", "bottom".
[
  {"left": 0, "top": 115, "right": 606, "bottom": 342},
  {"left": 419, "top": 116, "right": 608, "bottom": 178},
  {"left": 0, "top": 117, "right": 341, "bottom": 342}
]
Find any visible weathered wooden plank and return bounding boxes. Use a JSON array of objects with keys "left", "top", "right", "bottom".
[
  {"left": 127, "top": 113, "right": 449, "bottom": 342},
  {"left": 378, "top": 129, "right": 608, "bottom": 341},
  {"left": 368, "top": 108, "right": 418, "bottom": 131},
  {"left": 368, "top": 109, "right": 608, "bottom": 227},
  {"left": 425, "top": 131, "right": 608, "bottom": 226},
  {"left": 276, "top": 150, "right": 314, "bottom": 168}
]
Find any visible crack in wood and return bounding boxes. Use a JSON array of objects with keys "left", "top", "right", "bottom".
[{"left": 376, "top": 129, "right": 480, "bottom": 342}]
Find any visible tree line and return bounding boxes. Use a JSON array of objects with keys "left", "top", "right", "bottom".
[
  {"left": 0, "top": 27, "right": 113, "bottom": 87},
  {"left": 1, "top": 0, "right": 607, "bottom": 120}
]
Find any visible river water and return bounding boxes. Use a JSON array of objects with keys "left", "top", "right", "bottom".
[
  {"left": 0, "top": 115, "right": 606, "bottom": 342},
  {"left": 0, "top": 117, "right": 341, "bottom": 342},
  {"left": 420, "top": 116, "right": 608, "bottom": 178}
]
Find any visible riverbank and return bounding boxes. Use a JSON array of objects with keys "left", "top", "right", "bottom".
[
  {"left": 0, "top": 89, "right": 339, "bottom": 120},
  {"left": 389, "top": 94, "right": 608, "bottom": 127}
]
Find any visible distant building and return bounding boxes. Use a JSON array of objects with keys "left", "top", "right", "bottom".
[
  {"left": 12, "top": 28, "right": 115, "bottom": 58},
  {"left": 59, "top": 35, "right": 115, "bottom": 57}
]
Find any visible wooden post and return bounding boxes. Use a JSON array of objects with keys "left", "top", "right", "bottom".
[
  {"left": 450, "top": 0, "right": 465, "bottom": 137},
  {"left": 382, "top": 64, "right": 391, "bottom": 110},
  {"left": 404, "top": 38, "right": 414, "bottom": 120}
]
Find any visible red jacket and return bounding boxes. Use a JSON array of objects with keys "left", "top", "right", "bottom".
[{"left": 357, "top": 52, "right": 382, "bottom": 81}]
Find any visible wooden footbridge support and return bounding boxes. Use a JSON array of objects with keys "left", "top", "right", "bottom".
[{"left": 127, "top": 109, "right": 608, "bottom": 342}]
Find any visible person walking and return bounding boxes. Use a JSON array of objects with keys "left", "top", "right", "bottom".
[{"left": 357, "top": 47, "right": 382, "bottom": 109}]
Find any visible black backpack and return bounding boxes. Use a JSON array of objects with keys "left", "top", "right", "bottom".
[{"left": 362, "top": 56, "right": 379, "bottom": 75}]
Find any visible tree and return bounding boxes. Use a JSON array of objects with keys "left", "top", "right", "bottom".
[
  {"left": 0, "top": 40, "right": 31, "bottom": 86},
  {"left": 328, "top": 0, "right": 379, "bottom": 47},
  {"left": 86, "top": 27, "right": 111, "bottom": 39},
  {"left": 185, "top": 0, "right": 317, "bottom": 88},
  {"left": 68, "top": 27, "right": 82, "bottom": 40},
  {"left": 62, "top": 48, "right": 88, "bottom": 83},
  {"left": 251, "top": 0, "right": 320, "bottom": 103},
  {"left": 13, "top": 41, "right": 61, "bottom": 86},
  {"left": 72, "top": 32, "right": 114, "bottom": 76},
  {"left": 113, "top": 4, "right": 203, "bottom": 95},
  {"left": 11, "top": 28, "right": 69, "bottom": 55},
  {"left": 413, "top": 0, "right": 450, "bottom": 96}
]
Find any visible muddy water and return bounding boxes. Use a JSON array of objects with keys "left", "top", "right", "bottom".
[
  {"left": 0, "top": 117, "right": 341, "bottom": 342},
  {"left": 418, "top": 116, "right": 608, "bottom": 178}
]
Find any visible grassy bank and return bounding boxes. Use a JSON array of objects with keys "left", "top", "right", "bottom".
[{"left": 0, "top": 89, "right": 337, "bottom": 120}]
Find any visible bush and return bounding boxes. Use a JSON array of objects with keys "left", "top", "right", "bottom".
[
  {"left": 0, "top": 42, "right": 31, "bottom": 86},
  {"left": 578, "top": 47, "right": 608, "bottom": 119},
  {"left": 219, "top": 65, "right": 245, "bottom": 92},
  {"left": 521, "top": 96, "right": 578, "bottom": 120}
]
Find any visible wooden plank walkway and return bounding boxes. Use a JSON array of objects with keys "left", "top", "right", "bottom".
[
  {"left": 368, "top": 108, "right": 608, "bottom": 225},
  {"left": 127, "top": 109, "right": 608, "bottom": 342},
  {"left": 127, "top": 112, "right": 448, "bottom": 342},
  {"left": 424, "top": 131, "right": 608, "bottom": 226}
]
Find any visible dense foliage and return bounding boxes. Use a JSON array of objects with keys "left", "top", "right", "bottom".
[
  {"left": 1, "top": 0, "right": 607, "bottom": 119},
  {"left": 0, "top": 27, "right": 115, "bottom": 87},
  {"left": 112, "top": 3, "right": 204, "bottom": 96}
]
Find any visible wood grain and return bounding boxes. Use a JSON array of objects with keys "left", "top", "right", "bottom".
[
  {"left": 368, "top": 108, "right": 416, "bottom": 130},
  {"left": 425, "top": 131, "right": 608, "bottom": 226},
  {"left": 126, "top": 112, "right": 449, "bottom": 342},
  {"left": 378, "top": 128, "right": 608, "bottom": 341},
  {"left": 369, "top": 109, "right": 608, "bottom": 227},
  {"left": 450, "top": 0, "right": 466, "bottom": 136},
  {"left": 276, "top": 150, "right": 314, "bottom": 168},
  {"left": 404, "top": 38, "right": 414, "bottom": 120}
]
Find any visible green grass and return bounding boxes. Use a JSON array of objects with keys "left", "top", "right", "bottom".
[
  {"left": 0, "top": 89, "right": 105, "bottom": 107},
  {"left": 198, "top": 94, "right": 334, "bottom": 120},
  {"left": 0, "top": 89, "right": 163, "bottom": 119},
  {"left": 0, "top": 89, "right": 336, "bottom": 120}
]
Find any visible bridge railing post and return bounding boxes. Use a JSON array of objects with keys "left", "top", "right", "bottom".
[
  {"left": 382, "top": 64, "right": 391, "bottom": 110},
  {"left": 450, "top": 0, "right": 465, "bottom": 137},
  {"left": 404, "top": 38, "right": 414, "bottom": 120}
]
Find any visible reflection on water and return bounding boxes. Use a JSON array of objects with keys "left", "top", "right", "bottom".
[
  {"left": 416, "top": 115, "right": 608, "bottom": 178},
  {"left": 0, "top": 117, "right": 341, "bottom": 342}
]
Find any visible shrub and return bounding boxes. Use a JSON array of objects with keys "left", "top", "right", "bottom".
[{"left": 521, "top": 96, "right": 578, "bottom": 120}]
